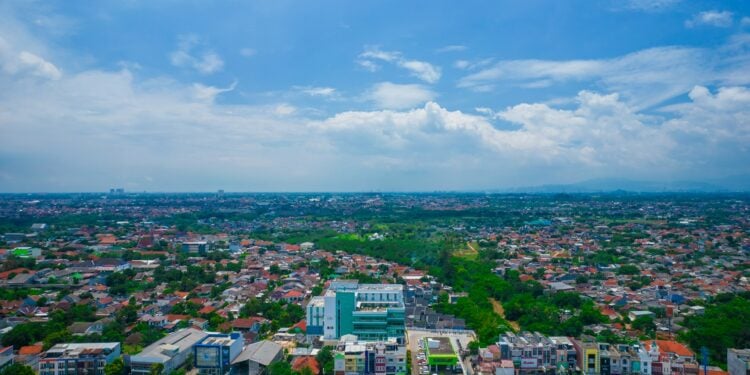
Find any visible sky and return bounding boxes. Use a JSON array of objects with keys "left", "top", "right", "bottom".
[{"left": 1, "top": 0, "right": 750, "bottom": 192}]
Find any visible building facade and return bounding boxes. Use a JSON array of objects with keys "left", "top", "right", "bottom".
[
  {"left": 333, "top": 336, "right": 407, "bottom": 375},
  {"left": 39, "top": 343, "right": 120, "bottom": 375},
  {"left": 194, "top": 333, "right": 244, "bottom": 375},
  {"left": 309, "top": 281, "right": 405, "bottom": 342}
]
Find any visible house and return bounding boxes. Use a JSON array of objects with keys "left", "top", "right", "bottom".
[
  {"left": 17, "top": 345, "right": 43, "bottom": 369},
  {"left": 232, "top": 317, "right": 267, "bottom": 333},
  {"left": 292, "top": 356, "right": 320, "bottom": 374},
  {"left": 68, "top": 319, "right": 108, "bottom": 336}
]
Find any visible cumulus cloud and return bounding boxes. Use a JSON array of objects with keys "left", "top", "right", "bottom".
[
  {"left": 685, "top": 11, "right": 734, "bottom": 28},
  {"left": 358, "top": 46, "right": 442, "bottom": 83},
  {"left": 367, "top": 82, "right": 436, "bottom": 109},
  {"left": 170, "top": 34, "right": 224, "bottom": 74}
]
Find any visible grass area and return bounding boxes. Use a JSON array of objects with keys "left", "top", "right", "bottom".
[
  {"left": 453, "top": 241, "right": 479, "bottom": 260},
  {"left": 489, "top": 298, "right": 519, "bottom": 332},
  {"left": 123, "top": 344, "right": 143, "bottom": 355}
]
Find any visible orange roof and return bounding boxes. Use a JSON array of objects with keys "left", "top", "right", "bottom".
[
  {"left": 292, "top": 356, "right": 320, "bottom": 374},
  {"left": 199, "top": 306, "right": 216, "bottom": 315},
  {"left": 643, "top": 340, "right": 694, "bottom": 357},
  {"left": 19, "top": 345, "right": 43, "bottom": 355},
  {"left": 284, "top": 290, "right": 304, "bottom": 298}
]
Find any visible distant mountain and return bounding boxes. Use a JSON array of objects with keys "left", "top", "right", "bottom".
[{"left": 505, "top": 175, "right": 750, "bottom": 193}]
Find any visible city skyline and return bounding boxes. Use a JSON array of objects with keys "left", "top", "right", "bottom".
[{"left": 2, "top": 0, "right": 750, "bottom": 192}]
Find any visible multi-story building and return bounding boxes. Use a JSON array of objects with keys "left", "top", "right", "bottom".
[
  {"left": 129, "top": 328, "right": 208, "bottom": 375},
  {"left": 38, "top": 342, "right": 120, "bottom": 375},
  {"left": 193, "top": 333, "right": 244, "bottom": 375},
  {"left": 309, "top": 281, "right": 405, "bottom": 342},
  {"left": 728, "top": 349, "right": 750, "bottom": 375},
  {"left": 333, "top": 335, "right": 407, "bottom": 375},
  {"left": 498, "top": 332, "right": 559, "bottom": 374},
  {"left": 306, "top": 296, "right": 325, "bottom": 336},
  {"left": 572, "top": 340, "right": 600, "bottom": 375},
  {"left": 550, "top": 337, "right": 578, "bottom": 373}
]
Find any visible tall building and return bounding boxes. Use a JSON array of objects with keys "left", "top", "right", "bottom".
[
  {"left": 193, "top": 333, "right": 244, "bottom": 375},
  {"left": 38, "top": 342, "right": 121, "bottom": 375},
  {"left": 307, "top": 281, "right": 405, "bottom": 342},
  {"left": 728, "top": 349, "right": 750, "bottom": 375}
]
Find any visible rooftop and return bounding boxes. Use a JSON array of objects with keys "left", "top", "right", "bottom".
[{"left": 425, "top": 337, "right": 455, "bottom": 356}]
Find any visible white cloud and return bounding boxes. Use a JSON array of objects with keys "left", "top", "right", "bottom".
[
  {"left": 685, "top": 11, "right": 734, "bottom": 28},
  {"left": 367, "top": 82, "right": 436, "bottom": 109},
  {"left": 399, "top": 60, "right": 441, "bottom": 84},
  {"left": 169, "top": 34, "right": 224, "bottom": 74},
  {"left": 240, "top": 48, "right": 256, "bottom": 57},
  {"left": 274, "top": 103, "right": 296, "bottom": 116},
  {"left": 621, "top": 0, "right": 681, "bottom": 12},
  {"left": 0, "top": 35, "right": 61, "bottom": 80},
  {"left": 358, "top": 46, "right": 442, "bottom": 83},
  {"left": 192, "top": 81, "right": 236, "bottom": 102},
  {"left": 436, "top": 45, "right": 467, "bottom": 53},
  {"left": 454, "top": 60, "right": 470, "bottom": 69},
  {"left": 742, "top": 17, "right": 750, "bottom": 27},
  {"left": 294, "top": 86, "right": 337, "bottom": 97},
  {"left": 457, "top": 42, "right": 750, "bottom": 108}
]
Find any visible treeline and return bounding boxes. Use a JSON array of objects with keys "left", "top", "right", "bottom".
[
  {"left": 432, "top": 251, "right": 606, "bottom": 344},
  {"left": 680, "top": 293, "right": 750, "bottom": 366}
]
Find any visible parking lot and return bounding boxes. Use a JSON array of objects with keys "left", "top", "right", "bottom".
[{"left": 406, "top": 329, "right": 476, "bottom": 375}]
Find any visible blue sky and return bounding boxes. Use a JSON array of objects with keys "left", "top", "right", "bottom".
[{"left": 1, "top": 0, "right": 750, "bottom": 192}]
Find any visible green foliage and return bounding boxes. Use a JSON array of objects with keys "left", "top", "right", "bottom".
[
  {"left": 240, "top": 299, "right": 304, "bottom": 331},
  {"left": 316, "top": 346, "right": 335, "bottom": 375},
  {"left": 104, "top": 358, "right": 125, "bottom": 375},
  {"left": 681, "top": 294, "right": 750, "bottom": 366},
  {"left": 617, "top": 264, "right": 640, "bottom": 275},
  {"left": 0, "top": 363, "right": 35, "bottom": 375},
  {"left": 268, "top": 361, "right": 293, "bottom": 375},
  {"left": 631, "top": 316, "right": 655, "bottom": 336}
]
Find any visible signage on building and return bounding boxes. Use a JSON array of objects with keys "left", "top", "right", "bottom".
[{"left": 521, "top": 358, "right": 538, "bottom": 368}]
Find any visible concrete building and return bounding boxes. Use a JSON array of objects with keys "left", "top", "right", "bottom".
[
  {"left": 312, "top": 281, "right": 405, "bottom": 342},
  {"left": 129, "top": 328, "right": 208, "bottom": 375},
  {"left": 183, "top": 241, "right": 209, "bottom": 254},
  {"left": 728, "top": 349, "right": 750, "bottom": 375},
  {"left": 194, "top": 333, "right": 244, "bottom": 375},
  {"left": 0, "top": 346, "right": 14, "bottom": 371},
  {"left": 230, "top": 340, "right": 283, "bottom": 375},
  {"left": 499, "top": 332, "right": 559, "bottom": 374},
  {"left": 306, "top": 296, "right": 325, "bottom": 336},
  {"left": 423, "top": 337, "right": 459, "bottom": 372},
  {"left": 38, "top": 342, "right": 121, "bottom": 375},
  {"left": 333, "top": 335, "right": 407, "bottom": 375}
]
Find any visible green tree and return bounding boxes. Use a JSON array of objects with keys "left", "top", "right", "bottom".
[
  {"left": 268, "top": 361, "right": 293, "bottom": 375},
  {"left": 149, "top": 363, "right": 165, "bottom": 375},
  {"left": 316, "top": 346, "right": 335, "bottom": 375},
  {"left": 0, "top": 363, "right": 35, "bottom": 375},
  {"left": 104, "top": 358, "right": 125, "bottom": 375}
]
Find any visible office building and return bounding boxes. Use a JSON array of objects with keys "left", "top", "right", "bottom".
[
  {"left": 498, "top": 332, "right": 559, "bottom": 374},
  {"left": 130, "top": 328, "right": 208, "bottom": 375},
  {"left": 38, "top": 342, "right": 120, "bottom": 375},
  {"left": 194, "top": 333, "right": 244, "bottom": 375},
  {"left": 308, "top": 281, "right": 405, "bottom": 342}
]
